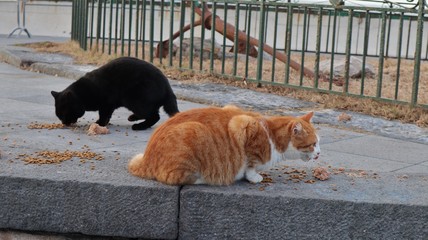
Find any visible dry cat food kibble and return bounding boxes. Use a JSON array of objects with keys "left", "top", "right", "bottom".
[
  {"left": 87, "top": 123, "right": 109, "bottom": 135},
  {"left": 312, "top": 167, "right": 330, "bottom": 181},
  {"left": 338, "top": 113, "right": 352, "bottom": 122},
  {"left": 19, "top": 150, "right": 104, "bottom": 165},
  {"left": 27, "top": 122, "right": 64, "bottom": 130}
]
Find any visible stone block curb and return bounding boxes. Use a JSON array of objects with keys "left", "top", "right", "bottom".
[
  {"left": 180, "top": 173, "right": 428, "bottom": 240},
  {"left": 0, "top": 176, "right": 179, "bottom": 239}
]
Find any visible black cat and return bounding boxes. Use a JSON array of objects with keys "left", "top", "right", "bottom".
[{"left": 51, "top": 57, "right": 179, "bottom": 130}]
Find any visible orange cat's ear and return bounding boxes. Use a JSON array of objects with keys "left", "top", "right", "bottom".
[
  {"left": 292, "top": 122, "right": 303, "bottom": 135},
  {"left": 300, "top": 111, "right": 314, "bottom": 123}
]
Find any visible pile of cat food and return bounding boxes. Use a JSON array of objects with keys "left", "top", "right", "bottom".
[
  {"left": 87, "top": 123, "right": 109, "bottom": 135},
  {"left": 27, "top": 122, "right": 65, "bottom": 130},
  {"left": 19, "top": 150, "right": 104, "bottom": 165},
  {"left": 338, "top": 112, "right": 352, "bottom": 122},
  {"left": 257, "top": 165, "right": 378, "bottom": 191},
  {"left": 312, "top": 167, "right": 330, "bottom": 180}
]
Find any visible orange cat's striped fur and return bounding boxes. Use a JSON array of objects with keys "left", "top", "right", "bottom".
[{"left": 128, "top": 105, "right": 320, "bottom": 185}]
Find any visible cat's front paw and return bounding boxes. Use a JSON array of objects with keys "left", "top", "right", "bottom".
[
  {"left": 245, "top": 169, "right": 264, "bottom": 183},
  {"left": 96, "top": 119, "right": 109, "bottom": 126}
]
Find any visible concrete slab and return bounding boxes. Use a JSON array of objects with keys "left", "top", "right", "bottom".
[
  {"left": 322, "top": 135, "right": 428, "bottom": 165},
  {"left": 180, "top": 173, "right": 428, "bottom": 240}
]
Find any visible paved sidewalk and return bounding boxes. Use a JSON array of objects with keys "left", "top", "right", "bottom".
[{"left": 0, "top": 35, "right": 427, "bottom": 239}]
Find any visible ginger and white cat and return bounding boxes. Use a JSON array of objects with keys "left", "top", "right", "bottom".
[{"left": 128, "top": 105, "right": 320, "bottom": 185}]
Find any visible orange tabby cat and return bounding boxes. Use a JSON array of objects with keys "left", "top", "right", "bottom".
[{"left": 128, "top": 105, "right": 320, "bottom": 185}]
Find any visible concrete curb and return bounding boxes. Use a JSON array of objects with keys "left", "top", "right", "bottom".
[
  {"left": 180, "top": 176, "right": 428, "bottom": 240},
  {"left": 0, "top": 176, "right": 179, "bottom": 239}
]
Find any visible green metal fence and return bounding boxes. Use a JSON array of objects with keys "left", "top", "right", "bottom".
[{"left": 71, "top": 0, "right": 428, "bottom": 108}]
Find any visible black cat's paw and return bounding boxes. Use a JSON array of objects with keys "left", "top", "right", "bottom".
[
  {"left": 132, "top": 123, "right": 151, "bottom": 131},
  {"left": 128, "top": 114, "right": 142, "bottom": 122},
  {"left": 96, "top": 119, "right": 109, "bottom": 126}
]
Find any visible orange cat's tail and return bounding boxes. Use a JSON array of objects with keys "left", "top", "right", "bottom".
[{"left": 128, "top": 153, "right": 149, "bottom": 178}]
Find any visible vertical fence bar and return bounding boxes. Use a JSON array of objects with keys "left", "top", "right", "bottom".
[
  {"left": 210, "top": 1, "right": 216, "bottom": 73},
  {"left": 285, "top": 5, "right": 293, "bottom": 84},
  {"left": 135, "top": 0, "right": 140, "bottom": 58},
  {"left": 299, "top": 7, "right": 308, "bottom": 86},
  {"left": 329, "top": 9, "right": 338, "bottom": 90},
  {"left": 221, "top": 2, "right": 228, "bottom": 74},
  {"left": 256, "top": 1, "right": 266, "bottom": 86},
  {"left": 199, "top": 1, "right": 206, "bottom": 71},
  {"left": 325, "top": 10, "right": 331, "bottom": 53},
  {"left": 141, "top": 0, "right": 147, "bottom": 60},
  {"left": 189, "top": 1, "right": 195, "bottom": 69},
  {"left": 96, "top": 0, "right": 103, "bottom": 51},
  {"left": 149, "top": 0, "right": 155, "bottom": 62},
  {"left": 168, "top": 0, "right": 175, "bottom": 66},
  {"left": 71, "top": 0, "right": 76, "bottom": 40},
  {"left": 127, "top": 0, "right": 133, "bottom": 56},
  {"left": 83, "top": 0, "right": 89, "bottom": 51},
  {"left": 406, "top": 17, "right": 412, "bottom": 58},
  {"left": 271, "top": 5, "right": 279, "bottom": 83},
  {"left": 159, "top": 0, "right": 164, "bottom": 64},
  {"left": 314, "top": 6, "right": 322, "bottom": 88},
  {"left": 385, "top": 11, "right": 392, "bottom": 57},
  {"left": 108, "top": 0, "right": 113, "bottom": 54},
  {"left": 395, "top": 12, "right": 404, "bottom": 100},
  {"left": 360, "top": 11, "right": 370, "bottom": 95},
  {"left": 244, "top": 3, "right": 252, "bottom": 79},
  {"left": 179, "top": 1, "right": 185, "bottom": 68},
  {"left": 411, "top": 0, "right": 424, "bottom": 106},
  {"left": 233, "top": 2, "right": 240, "bottom": 76},
  {"left": 376, "top": 11, "right": 387, "bottom": 98},
  {"left": 120, "top": 0, "right": 126, "bottom": 56},
  {"left": 90, "top": 0, "right": 95, "bottom": 49},
  {"left": 344, "top": 9, "right": 353, "bottom": 93},
  {"left": 114, "top": 0, "right": 119, "bottom": 54},
  {"left": 102, "top": 0, "right": 106, "bottom": 53}
]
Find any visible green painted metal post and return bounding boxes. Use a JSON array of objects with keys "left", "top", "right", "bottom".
[
  {"left": 190, "top": 1, "right": 196, "bottom": 69},
  {"left": 169, "top": 0, "right": 175, "bottom": 66},
  {"left": 108, "top": 0, "right": 113, "bottom": 55},
  {"left": 233, "top": 3, "right": 240, "bottom": 76},
  {"left": 221, "top": 2, "right": 228, "bottom": 75},
  {"left": 135, "top": 0, "right": 141, "bottom": 58},
  {"left": 344, "top": 9, "right": 353, "bottom": 93},
  {"left": 285, "top": 5, "right": 293, "bottom": 84},
  {"left": 271, "top": 6, "right": 279, "bottom": 83},
  {"left": 159, "top": 0, "right": 165, "bottom": 64},
  {"left": 411, "top": 0, "right": 425, "bottom": 106},
  {"left": 376, "top": 11, "right": 387, "bottom": 98},
  {"left": 314, "top": 7, "right": 323, "bottom": 88},
  {"left": 149, "top": 0, "right": 155, "bottom": 62},
  {"left": 256, "top": 0, "right": 266, "bottom": 87},
  {"left": 199, "top": 1, "right": 206, "bottom": 71},
  {"left": 395, "top": 13, "right": 404, "bottom": 100}
]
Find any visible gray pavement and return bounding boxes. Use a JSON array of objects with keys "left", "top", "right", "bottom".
[{"left": 0, "top": 35, "right": 427, "bottom": 239}]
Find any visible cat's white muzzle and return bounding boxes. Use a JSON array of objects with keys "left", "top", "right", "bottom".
[{"left": 300, "top": 135, "right": 321, "bottom": 162}]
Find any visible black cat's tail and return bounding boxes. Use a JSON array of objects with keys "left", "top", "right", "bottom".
[{"left": 163, "top": 92, "right": 179, "bottom": 117}]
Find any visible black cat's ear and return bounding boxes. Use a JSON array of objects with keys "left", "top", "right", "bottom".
[{"left": 51, "top": 91, "right": 59, "bottom": 99}]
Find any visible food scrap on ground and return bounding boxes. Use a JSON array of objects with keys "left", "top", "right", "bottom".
[
  {"left": 18, "top": 150, "right": 104, "bottom": 165},
  {"left": 87, "top": 123, "right": 109, "bottom": 136},
  {"left": 338, "top": 112, "right": 352, "bottom": 122},
  {"left": 312, "top": 167, "right": 330, "bottom": 180},
  {"left": 27, "top": 122, "right": 64, "bottom": 130}
]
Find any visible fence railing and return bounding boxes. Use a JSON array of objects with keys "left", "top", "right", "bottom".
[{"left": 71, "top": 0, "right": 428, "bottom": 108}]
